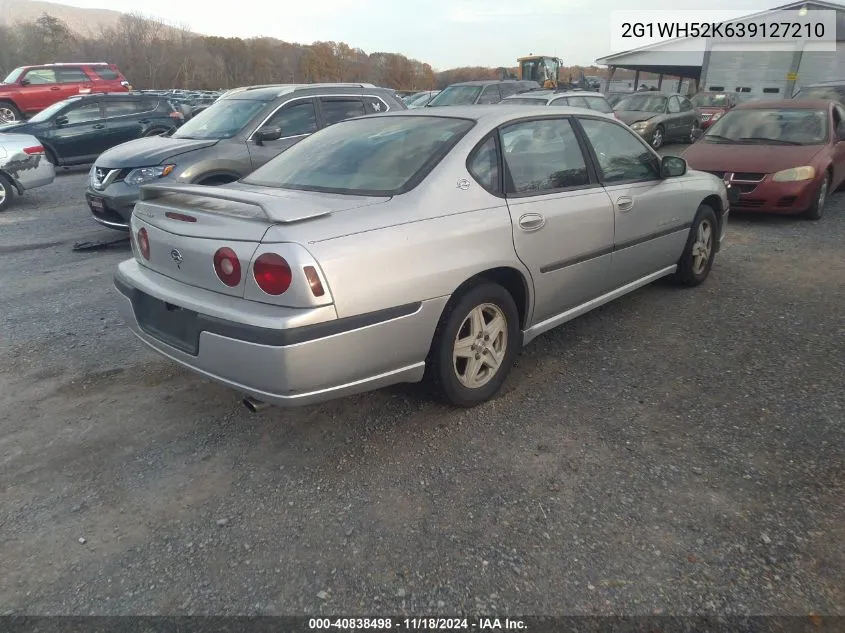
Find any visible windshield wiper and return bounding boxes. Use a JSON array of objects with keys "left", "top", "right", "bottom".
[
  {"left": 702, "top": 134, "right": 737, "bottom": 143},
  {"left": 739, "top": 136, "right": 802, "bottom": 145}
]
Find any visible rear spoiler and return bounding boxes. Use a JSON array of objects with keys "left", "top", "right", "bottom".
[{"left": 138, "top": 183, "right": 332, "bottom": 223}]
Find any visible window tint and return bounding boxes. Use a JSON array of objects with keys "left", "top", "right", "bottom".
[
  {"left": 93, "top": 67, "right": 120, "bottom": 80},
  {"left": 500, "top": 118, "right": 589, "bottom": 194},
  {"left": 56, "top": 68, "right": 88, "bottom": 83},
  {"left": 242, "top": 116, "right": 474, "bottom": 195},
  {"left": 584, "top": 96, "right": 612, "bottom": 113},
  {"left": 320, "top": 97, "right": 366, "bottom": 125},
  {"left": 667, "top": 97, "right": 681, "bottom": 113},
  {"left": 64, "top": 102, "right": 101, "bottom": 124},
  {"left": 363, "top": 97, "right": 388, "bottom": 114},
  {"left": 23, "top": 69, "right": 56, "bottom": 84},
  {"left": 103, "top": 100, "right": 141, "bottom": 117},
  {"left": 467, "top": 136, "right": 500, "bottom": 194},
  {"left": 477, "top": 85, "right": 502, "bottom": 104},
  {"left": 579, "top": 118, "right": 660, "bottom": 183},
  {"left": 499, "top": 83, "right": 520, "bottom": 98},
  {"left": 263, "top": 100, "right": 319, "bottom": 136}
]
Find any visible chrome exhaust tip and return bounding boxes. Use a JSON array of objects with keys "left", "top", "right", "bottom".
[{"left": 242, "top": 395, "right": 270, "bottom": 412}]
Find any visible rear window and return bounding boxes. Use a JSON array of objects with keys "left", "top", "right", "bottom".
[
  {"left": 242, "top": 115, "right": 475, "bottom": 196},
  {"left": 93, "top": 67, "right": 121, "bottom": 81},
  {"left": 428, "top": 85, "right": 482, "bottom": 106}
]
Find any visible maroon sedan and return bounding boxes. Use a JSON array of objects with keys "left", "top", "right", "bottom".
[
  {"left": 691, "top": 91, "right": 737, "bottom": 129},
  {"left": 684, "top": 99, "right": 845, "bottom": 219}
]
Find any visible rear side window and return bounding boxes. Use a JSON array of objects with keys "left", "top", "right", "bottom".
[
  {"left": 363, "top": 97, "right": 389, "bottom": 113},
  {"left": 93, "top": 67, "right": 120, "bottom": 81},
  {"left": 103, "top": 100, "right": 142, "bottom": 117},
  {"left": 467, "top": 136, "right": 500, "bottom": 194},
  {"left": 584, "top": 96, "right": 612, "bottom": 113},
  {"left": 56, "top": 67, "right": 88, "bottom": 83},
  {"left": 500, "top": 118, "right": 589, "bottom": 194},
  {"left": 320, "top": 97, "right": 366, "bottom": 125},
  {"left": 499, "top": 83, "right": 520, "bottom": 98}
]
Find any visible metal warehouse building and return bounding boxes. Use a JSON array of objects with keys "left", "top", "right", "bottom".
[{"left": 596, "top": 0, "right": 845, "bottom": 98}]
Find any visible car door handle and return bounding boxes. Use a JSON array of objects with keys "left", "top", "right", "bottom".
[
  {"left": 92, "top": 123, "right": 105, "bottom": 129},
  {"left": 616, "top": 196, "right": 634, "bottom": 211},
  {"left": 50, "top": 86, "right": 61, "bottom": 91},
  {"left": 138, "top": 119, "right": 150, "bottom": 124},
  {"left": 518, "top": 213, "right": 546, "bottom": 231}
]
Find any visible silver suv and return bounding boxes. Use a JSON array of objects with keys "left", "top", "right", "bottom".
[{"left": 85, "top": 83, "right": 405, "bottom": 230}]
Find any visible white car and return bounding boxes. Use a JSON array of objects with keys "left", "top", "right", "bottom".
[{"left": 0, "top": 133, "right": 55, "bottom": 211}]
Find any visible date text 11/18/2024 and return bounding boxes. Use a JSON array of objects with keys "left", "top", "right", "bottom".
[{"left": 308, "top": 618, "right": 527, "bottom": 630}]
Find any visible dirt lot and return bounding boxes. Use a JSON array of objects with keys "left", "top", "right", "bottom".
[{"left": 1, "top": 149, "right": 843, "bottom": 616}]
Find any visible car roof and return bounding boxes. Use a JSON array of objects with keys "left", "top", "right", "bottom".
[
  {"left": 449, "top": 80, "right": 530, "bottom": 86},
  {"left": 507, "top": 90, "right": 607, "bottom": 99},
  {"left": 221, "top": 83, "right": 384, "bottom": 100},
  {"left": 735, "top": 99, "right": 833, "bottom": 110},
  {"left": 364, "top": 104, "right": 606, "bottom": 125}
]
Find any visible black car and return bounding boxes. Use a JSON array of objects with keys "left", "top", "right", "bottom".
[{"left": 0, "top": 93, "right": 183, "bottom": 166}]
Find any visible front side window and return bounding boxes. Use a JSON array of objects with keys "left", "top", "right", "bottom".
[
  {"left": 477, "top": 85, "right": 502, "bottom": 104},
  {"left": 22, "top": 69, "right": 57, "bottom": 85},
  {"left": 668, "top": 97, "right": 681, "bottom": 113},
  {"left": 261, "top": 100, "right": 318, "bottom": 137},
  {"left": 27, "top": 98, "right": 82, "bottom": 122},
  {"left": 242, "top": 115, "right": 475, "bottom": 196},
  {"left": 579, "top": 118, "right": 660, "bottom": 183},
  {"left": 705, "top": 108, "right": 828, "bottom": 145},
  {"left": 467, "top": 136, "right": 500, "bottom": 194},
  {"left": 64, "top": 102, "right": 102, "bottom": 124},
  {"left": 500, "top": 118, "right": 589, "bottom": 194},
  {"left": 320, "top": 97, "right": 366, "bottom": 125},
  {"left": 172, "top": 98, "right": 267, "bottom": 139},
  {"left": 428, "top": 85, "right": 483, "bottom": 106}
]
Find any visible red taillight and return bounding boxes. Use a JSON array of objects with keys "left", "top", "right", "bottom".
[
  {"left": 303, "top": 265, "right": 325, "bottom": 297},
  {"left": 137, "top": 227, "right": 150, "bottom": 260},
  {"left": 253, "top": 253, "right": 292, "bottom": 295},
  {"left": 213, "top": 247, "right": 241, "bottom": 287},
  {"left": 23, "top": 145, "right": 45, "bottom": 155}
]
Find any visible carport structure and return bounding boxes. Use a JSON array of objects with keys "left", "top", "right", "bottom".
[{"left": 596, "top": 40, "right": 703, "bottom": 94}]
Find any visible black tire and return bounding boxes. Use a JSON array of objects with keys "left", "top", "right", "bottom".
[
  {"left": 426, "top": 282, "right": 520, "bottom": 407},
  {"left": 651, "top": 125, "right": 665, "bottom": 149},
  {"left": 802, "top": 173, "right": 829, "bottom": 221},
  {"left": 674, "top": 203, "right": 718, "bottom": 286},
  {"left": 43, "top": 147, "right": 58, "bottom": 166},
  {"left": 0, "top": 100, "right": 22, "bottom": 123},
  {"left": 0, "top": 172, "right": 15, "bottom": 212},
  {"left": 687, "top": 122, "right": 699, "bottom": 144}
]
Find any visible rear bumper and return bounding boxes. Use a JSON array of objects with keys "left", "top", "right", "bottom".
[
  {"left": 13, "top": 158, "right": 55, "bottom": 191},
  {"left": 113, "top": 259, "right": 447, "bottom": 407}
]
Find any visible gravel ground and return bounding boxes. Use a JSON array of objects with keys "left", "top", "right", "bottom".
[{"left": 0, "top": 147, "right": 843, "bottom": 616}]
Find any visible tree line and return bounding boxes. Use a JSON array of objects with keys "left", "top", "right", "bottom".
[{"left": 0, "top": 12, "right": 614, "bottom": 91}]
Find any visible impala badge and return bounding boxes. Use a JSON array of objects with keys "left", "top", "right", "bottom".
[{"left": 170, "top": 248, "right": 183, "bottom": 269}]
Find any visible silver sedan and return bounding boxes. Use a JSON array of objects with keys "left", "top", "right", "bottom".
[
  {"left": 113, "top": 105, "right": 733, "bottom": 409},
  {"left": 0, "top": 133, "right": 55, "bottom": 211}
]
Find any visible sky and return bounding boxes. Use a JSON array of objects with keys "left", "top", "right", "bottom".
[{"left": 53, "top": 0, "right": 783, "bottom": 70}]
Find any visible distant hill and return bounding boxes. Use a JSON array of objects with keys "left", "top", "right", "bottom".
[{"left": 0, "top": 0, "right": 127, "bottom": 35}]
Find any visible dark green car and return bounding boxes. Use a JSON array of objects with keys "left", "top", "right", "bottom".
[{"left": 0, "top": 93, "right": 183, "bottom": 166}]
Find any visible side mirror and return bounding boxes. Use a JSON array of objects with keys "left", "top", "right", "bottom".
[
  {"left": 691, "top": 128, "right": 704, "bottom": 141},
  {"left": 661, "top": 155, "right": 687, "bottom": 177},
  {"left": 253, "top": 126, "right": 282, "bottom": 144},
  {"left": 20, "top": 78, "right": 30, "bottom": 86},
  {"left": 54, "top": 115, "right": 68, "bottom": 126}
]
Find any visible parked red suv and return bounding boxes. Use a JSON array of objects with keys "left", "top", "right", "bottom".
[{"left": 0, "top": 62, "right": 131, "bottom": 123}]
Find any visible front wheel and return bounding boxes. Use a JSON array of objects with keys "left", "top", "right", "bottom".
[
  {"left": 651, "top": 125, "right": 665, "bottom": 150},
  {"left": 802, "top": 173, "right": 829, "bottom": 221},
  {"left": 0, "top": 101, "right": 22, "bottom": 123},
  {"left": 674, "top": 203, "right": 718, "bottom": 286},
  {"left": 426, "top": 282, "right": 520, "bottom": 407}
]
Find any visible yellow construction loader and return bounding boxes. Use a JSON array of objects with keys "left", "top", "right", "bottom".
[{"left": 513, "top": 55, "right": 589, "bottom": 90}]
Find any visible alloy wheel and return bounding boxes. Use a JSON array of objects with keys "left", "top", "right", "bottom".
[
  {"left": 691, "top": 219, "right": 713, "bottom": 275},
  {"left": 651, "top": 127, "right": 664, "bottom": 149},
  {"left": 452, "top": 303, "right": 508, "bottom": 389},
  {"left": 0, "top": 107, "right": 17, "bottom": 123}
]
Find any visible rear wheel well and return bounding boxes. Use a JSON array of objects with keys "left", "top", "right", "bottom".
[{"left": 453, "top": 267, "right": 529, "bottom": 330}]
